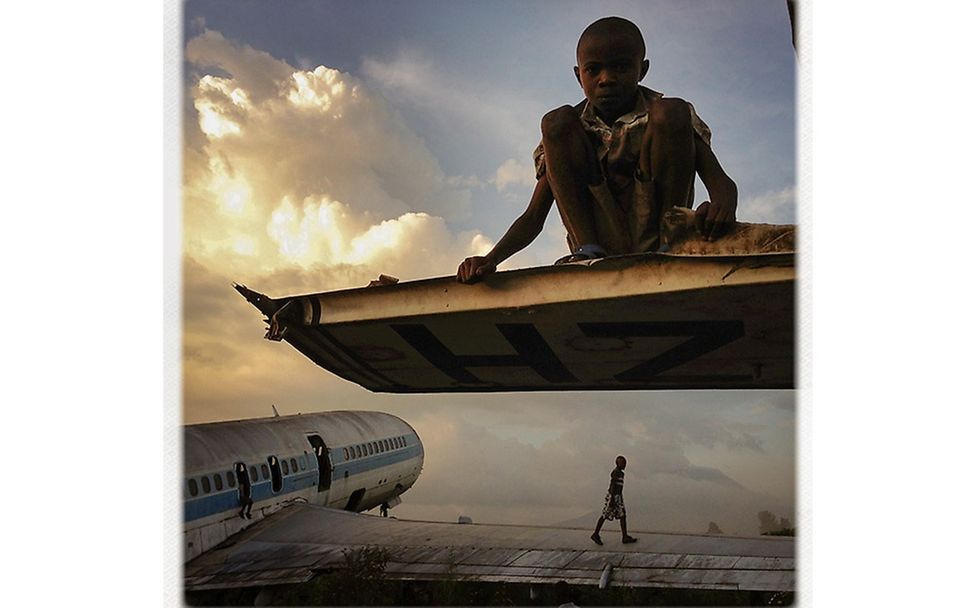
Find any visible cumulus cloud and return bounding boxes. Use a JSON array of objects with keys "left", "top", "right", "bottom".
[
  {"left": 184, "top": 27, "right": 490, "bottom": 283},
  {"left": 182, "top": 28, "right": 499, "bottom": 422}
]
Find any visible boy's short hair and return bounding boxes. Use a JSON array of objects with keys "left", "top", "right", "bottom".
[{"left": 577, "top": 17, "right": 646, "bottom": 59}]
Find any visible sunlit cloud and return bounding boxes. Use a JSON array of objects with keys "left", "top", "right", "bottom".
[
  {"left": 184, "top": 26, "right": 488, "bottom": 284},
  {"left": 182, "top": 28, "right": 505, "bottom": 426},
  {"left": 287, "top": 66, "right": 349, "bottom": 112},
  {"left": 194, "top": 77, "right": 244, "bottom": 138}
]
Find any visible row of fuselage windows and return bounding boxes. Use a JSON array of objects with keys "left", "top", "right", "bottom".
[
  {"left": 343, "top": 435, "right": 408, "bottom": 462},
  {"left": 186, "top": 454, "right": 309, "bottom": 498}
]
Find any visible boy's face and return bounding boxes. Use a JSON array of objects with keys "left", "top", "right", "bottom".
[{"left": 574, "top": 33, "right": 649, "bottom": 122}]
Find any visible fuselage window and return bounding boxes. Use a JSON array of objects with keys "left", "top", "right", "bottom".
[
  {"left": 250, "top": 465, "right": 258, "bottom": 482},
  {"left": 291, "top": 458, "right": 298, "bottom": 472},
  {"left": 282, "top": 459, "right": 289, "bottom": 475},
  {"left": 260, "top": 464, "right": 270, "bottom": 480},
  {"left": 343, "top": 447, "right": 349, "bottom": 460},
  {"left": 356, "top": 445, "right": 362, "bottom": 458},
  {"left": 188, "top": 478, "right": 199, "bottom": 497},
  {"left": 268, "top": 456, "right": 283, "bottom": 492},
  {"left": 201, "top": 476, "right": 211, "bottom": 494},
  {"left": 214, "top": 474, "right": 223, "bottom": 491},
  {"left": 368, "top": 443, "right": 374, "bottom": 456},
  {"left": 227, "top": 472, "right": 236, "bottom": 488}
]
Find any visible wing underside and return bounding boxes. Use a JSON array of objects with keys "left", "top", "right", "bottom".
[
  {"left": 185, "top": 504, "right": 794, "bottom": 593},
  {"left": 236, "top": 252, "right": 795, "bottom": 393}
]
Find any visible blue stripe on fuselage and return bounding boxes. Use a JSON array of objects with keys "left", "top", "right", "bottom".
[{"left": 184, "top": 443, "right": 421, "bottom": 523}]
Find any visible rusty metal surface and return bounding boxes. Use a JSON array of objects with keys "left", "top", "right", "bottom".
[
  {"left": 236, "top": 251, "right": 795, "bottom": 393},
  {"left": 184, "top": 503, "right": 795, "bottom": 592}
]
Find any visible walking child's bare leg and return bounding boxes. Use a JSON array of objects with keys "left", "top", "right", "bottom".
[
  {"left": 639, "top": 98, "right": 696, "bottom": 214},
  {"left": 541, "top": 106, "right": 603, "bottom": 250}
]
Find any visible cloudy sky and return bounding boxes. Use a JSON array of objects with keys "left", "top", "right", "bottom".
[{"left": 181, "top": 0, "right": 796, "bottom": 536}]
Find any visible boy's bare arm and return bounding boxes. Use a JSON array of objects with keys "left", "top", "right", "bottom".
[
  {"left": 456, "top": 173, "right": 554, "bottom": 283},
  {"left": 693, "top": 135, "right": 738, "bottom": 241}
]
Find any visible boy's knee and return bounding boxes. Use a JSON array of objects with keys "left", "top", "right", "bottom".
[
  {"left": 649, "top": 98, "right": 692, "bottom": 133},
  {"left": 541, "top": 105, "right": 580, "bottom": 139}
]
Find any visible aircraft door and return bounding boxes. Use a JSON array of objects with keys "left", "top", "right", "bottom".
[{"left": 306, "top": 435, "right": 332, "bottom": 492}]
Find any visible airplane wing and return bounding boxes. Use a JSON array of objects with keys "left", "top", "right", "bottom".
[
  {"left": 235, "top": 250, "right": 795, "bottom": 393},
  {"left": 184, "top": 503, "right": 794, "bottom": 593}
]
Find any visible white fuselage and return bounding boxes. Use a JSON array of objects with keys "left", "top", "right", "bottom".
[{"left": 183, "top": 410, "right": 424, "bottom": 561}]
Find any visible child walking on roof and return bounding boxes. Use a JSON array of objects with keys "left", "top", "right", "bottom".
[{"left": 592, "top": 455, "right": 637, "bottom": 545}]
